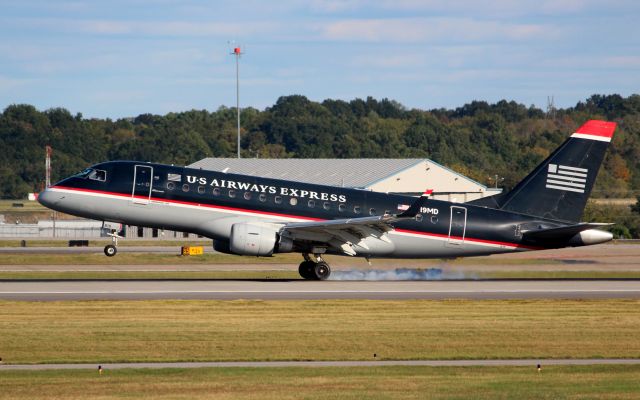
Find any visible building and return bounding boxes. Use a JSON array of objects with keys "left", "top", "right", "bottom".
[
  {"left": 0, "top": 219, "right": 201, "bottom": 239},
  {"left": 188, "top": 158, "right": 501, "bottom": 202}
]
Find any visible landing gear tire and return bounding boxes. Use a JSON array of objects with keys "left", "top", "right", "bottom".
[
  {"left": 298, "top": 261, "right": 315, "bottom": 280},
  {"left": 313, "top": 262, "right": 331, "bottom": 281},
  {"left": 104, "top": 244, "right": 117, "bottom": 257}
]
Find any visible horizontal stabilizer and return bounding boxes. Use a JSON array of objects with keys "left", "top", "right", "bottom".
[{"left": 523, "top": 223, "right": 612, "bottom": 241}]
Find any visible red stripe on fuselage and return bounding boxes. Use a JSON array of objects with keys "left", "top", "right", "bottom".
[
  {"left": 51, "top": 185, "right": 537, "bottom": 250},
  {"left": 52, "top": 185, "right": 325, "bottom": 221}
]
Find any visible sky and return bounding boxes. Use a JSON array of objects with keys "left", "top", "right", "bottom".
[{"left": 1, "top": 0, "right": 639, "bottom": 119}]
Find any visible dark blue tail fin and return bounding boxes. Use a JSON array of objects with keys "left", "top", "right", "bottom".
[{"left": 497, "top": 120, "right": 616, "bottom": 222}]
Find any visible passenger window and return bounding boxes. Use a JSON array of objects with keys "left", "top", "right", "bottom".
[
  {"left": 369, "top": 208, "right": 376, "bottom": 216},
  {"left": 229, "top": 189, "right": 236, "bottom": 198},
  {"left": 323, "top": 202, "right": 330, "bottom": 210},
  {"left": 354, "top": 206, "right": 361, "bottom": 214},
  {"left": 213, "top": 187, "right": 221, "bottom": 196},
  {"left": 182, "top": 184, "right": 189, "bottom": 192},
  {"left": 275, "top": 196, "right": 282, "bottom": 204},
  {"left": 308, "top": 200, "right": 315, "bottom": 208},
  {"left": 244, "top": 192, "right": 252, "bottom": 200},
  {"left": 290, "top": 197, "right": 298, "bottom": 206},
  {"left": 431, "top": 216, "right": 438, "bottom": 224},
  {"left": 339, "top": 204, "right": 346, "bottom": 212},
  {"left": 415, "top": 214, "right": 423, "bottom": 222},
  {"left": 259, "top": 193, "right": 267, "bottom": 202},
  {"left": 197, "top": 186, "right": 205, "bottom": 194},
  {"left": 166, "top": 182, "right": 175, "bottom": 190}
]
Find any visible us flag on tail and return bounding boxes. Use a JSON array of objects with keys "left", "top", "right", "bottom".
[{"left": 545, "top": 164, "right": 588, "bottom": 193}]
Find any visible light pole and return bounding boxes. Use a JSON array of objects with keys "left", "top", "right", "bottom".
[
  {"left": 489, "top": 174, "right": 504, "bottom": 189},
  {"left": 230, "top": 45, "right": 243, "bottom": 158}
]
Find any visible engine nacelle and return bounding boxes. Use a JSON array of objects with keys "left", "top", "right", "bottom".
[
  {"left": 229, "top": 222, "right": 292, "bottom": 256},
  {"left": 213, "top": 240, "right": 233, "bottom": 254}
]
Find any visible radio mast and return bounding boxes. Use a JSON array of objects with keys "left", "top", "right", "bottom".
[
  {"left": 45, "top": 145, "right": 52, "bottom": 188},
  {"left": 230, "top": 44, "right": 243, "bottom": 158}
]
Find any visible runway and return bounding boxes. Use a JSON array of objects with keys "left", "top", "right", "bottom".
[
  {"left": 1, "top": 279, "right": 639, "bottom": 300},
  {"left": 2, "top": 358, "right": 640, "bottom": 371}
]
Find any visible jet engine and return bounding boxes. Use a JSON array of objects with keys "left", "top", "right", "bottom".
[{"left": 228, "top": 222, "right": 293, "bottom": 256}]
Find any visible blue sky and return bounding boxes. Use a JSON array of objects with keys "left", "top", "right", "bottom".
[{"left": 1, "top": 0, "right": 639, "bottom": 118}]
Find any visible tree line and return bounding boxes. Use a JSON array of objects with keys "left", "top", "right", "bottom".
[{"left": 1, "top": 93, "right": 639, "bottom": 202}]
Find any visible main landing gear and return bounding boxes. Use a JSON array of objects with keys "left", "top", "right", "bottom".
[{"left": 298, "top": 254, "right": 331, "bottom": 280}]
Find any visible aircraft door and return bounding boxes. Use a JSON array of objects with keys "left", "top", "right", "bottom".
[
  {"left": 132, "top": 165, "right": 153, "bottom": 204},
  {"left": 447, "top": 206, "right": 467, "bottom": 245}
]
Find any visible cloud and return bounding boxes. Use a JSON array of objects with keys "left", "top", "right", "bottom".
[
  {"left": 605, "top": 56, "right": 640, "bottom": 68},
  {"left": 320, "top": 17, "right": 553, "bottom": 43},
  {"left": 349, "top": 54, "right": 427, "bottom": 68},
  {"left": 0, "top": 76, "right": 38, "bottom": 91},
  {"left": 323, "top": 0, "right": 633, "bottom": 17},
  {"left": 21, "top": 18, "right": 278, "bottom": 38},
  {"left": 307, "top": 0, "right": 365, "bottom": 13}
]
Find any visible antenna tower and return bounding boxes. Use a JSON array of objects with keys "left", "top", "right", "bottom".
[
  {"left": 547, "top": 95, "right": 556, "bottom": 119},
  {"left": 45, "top": 145, "right": 52, "bottom": 188},
  {"left": 229, "top": 43, "right": 243, "bottom": 158}
]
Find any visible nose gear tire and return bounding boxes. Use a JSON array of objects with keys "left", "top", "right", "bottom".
[{"left": 104, "top": 245, "right": 117, "bottom": 257}]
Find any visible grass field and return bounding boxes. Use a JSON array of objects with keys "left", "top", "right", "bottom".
[
  {"left": 1, "top": 299, "right": 639, "bottom": 364},
  {"left": 0, "top": 270, "right": 299, "bottom": 280},
  {"left": 0, "top": 199, "right": 47, "bottom": 212},
  {"left": 0, "top": 252, "right": 302, "bottom": 265},
  {"left": 0, "top": 251, "right": 568, "bottom": 266},
  {"left": 1, "top": 365, "right": 639, "bottom": 399}
]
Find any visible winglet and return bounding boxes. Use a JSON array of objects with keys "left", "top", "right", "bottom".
[
  {"left": 397, "top": 189, "right": 431, "bottom": 218},
  {"left": 571, "top": 120, "right": 617, "bottom": 142}
]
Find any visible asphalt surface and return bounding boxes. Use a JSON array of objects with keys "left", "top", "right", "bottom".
[
  {"left": 2, "top": 359, "right": 640, "bottom": 371},
  {"left": 1, "top": 279, "right": 639, "bottom": 300}
]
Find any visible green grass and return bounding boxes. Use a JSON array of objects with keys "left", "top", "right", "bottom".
[
  {"left": 0, "top": 199, "right": 48, "bottom": 212},
  {"left": 0, "top": 250, "right": 568, "bottom": 267},
  {"left": 0, "top": 270, "right": 300, "bottom": 280},
  {"left": 0, "top": 252, "right": 302, "bottom": 265},
  {"left": 1, "top": 365, "right": 639, "bottom": 399},
  {"left": 1, "top": 299, "right": 639, "bottom": 364}
]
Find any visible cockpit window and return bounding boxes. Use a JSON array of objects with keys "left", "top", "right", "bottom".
[
  {"left": 73, "top": 168, "right": 106, "bottom": 181},
  {"left": 73, "top": 168, "right": 93, "bottom": 179},
  {"left": 88, "top": 169, "right": 107, "bottom": 182}
]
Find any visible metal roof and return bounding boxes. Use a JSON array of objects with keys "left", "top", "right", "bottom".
[{"left": 188, "top": 158, "right": 426, "bottom": 188}]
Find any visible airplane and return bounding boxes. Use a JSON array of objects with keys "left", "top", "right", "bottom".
[{"left": 37, "top": 120, "right": 616, "bottom": 280}]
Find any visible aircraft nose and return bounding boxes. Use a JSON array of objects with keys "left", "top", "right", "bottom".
[{"left": 37, "top": 189, "right": 62, "bottom": 209}]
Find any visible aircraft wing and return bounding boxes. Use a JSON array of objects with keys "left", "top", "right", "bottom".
[
  {"left": 280, "top": 192, "right": 430, "bottom": 256},
  {"left": 281, "top": 214, "right": 403, "bottom": 256}
]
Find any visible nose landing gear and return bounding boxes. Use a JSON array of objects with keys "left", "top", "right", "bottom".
[
  {"left": 298, "top": 254, "right": 331, "bottom": 280},
  {"left": 103, "top": 231, "right": 122, "bottom": 257}
]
